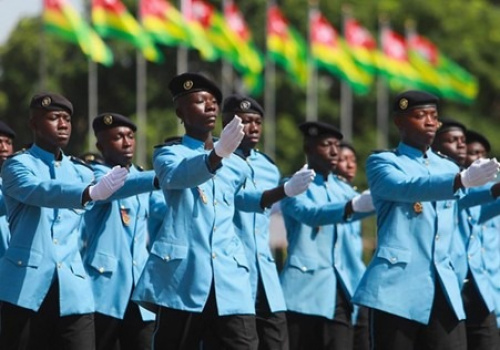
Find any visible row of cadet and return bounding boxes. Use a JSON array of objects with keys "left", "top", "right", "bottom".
[{"left": 0, "top": 72, "right": 499, "bottom": 350}]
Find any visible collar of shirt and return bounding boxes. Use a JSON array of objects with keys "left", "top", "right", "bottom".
[
  {"left": 398, "top": 142, "right": 431, "bottom": 160},
  {"left": 30, "top": 144, "right": 65, "bottom": 164},
  {"left": 182, "top": 135, "right": 216, "bottom": 152}
]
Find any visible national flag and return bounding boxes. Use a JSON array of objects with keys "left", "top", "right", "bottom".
[
  {"left": 408, "top": 33, "right": 478, "bottom": 103},
  {"left": 267, "top": 5, "right": 307, "bottom": 88},
  {"left": 139, "top": 0, "right": 216, "bottom": 60},
  {"left": 224, "top": 0, "right": 264, "bottom": 95},
  {"left": 92, "top": 0, "right": 163, "bottom": 63},
  {"left": 344, "top": 18, "right": 378, "bottom": 74},
  {"left": 309, "top": 10, "right": 372, "bottom": 94},
  {"left": 378, "top": 27, "right": 422, "bottom": 90},
  {"left": 43, "top": 0, "right": 113, "bottom": 66}
]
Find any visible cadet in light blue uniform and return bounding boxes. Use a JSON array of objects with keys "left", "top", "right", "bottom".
[
  {"left": 0, "top": 121, "right": 16, "bottom": 258},
  {"left": 132, "top": 73, "right": 313, "bottom": 349},
  {"left": 335, "top": 142, "right": 370, "bottom": 350},
  {"left": 83, "top": 113, "right": 158, "bottom": 350},
  {"left": 466, "top": 130, "right": 500, "bottom": 335},
  {"left": 280, "top": 121, "right": 375, "bottom": 350},
  {"left": 352, "top": 91, "right": 499, "bottom": 350},
  {"left": 432, "top": 120, "right": 500, "bottom": 349},
  {"left": 220, "top": 94, "right": 288, "bottom": 350},
  {"left": 0, "top": 92, "right": 128, "bottom": 350}
]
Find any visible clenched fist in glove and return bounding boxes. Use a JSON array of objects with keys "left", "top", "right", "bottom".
[
  {"left": 460, "top": 158, "right": 499, "bottom": 188},
  {"left": 89, "top": 165, "right": 128, "bottom": 201},
  {"left": 284, "top": 164, "right": 316, "bottom": 197},
  {"left": 351, "top": 190, "right": 375, "bottom": 213},
  {"left": 214, "top": 116, "right": 245, "bottom": 158}
]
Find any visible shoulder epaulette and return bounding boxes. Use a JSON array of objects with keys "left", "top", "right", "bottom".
[
  {"left": 7, "top": 148, "right": 29, "bottom": 159},
  {"left": 256, "top": 150, "right": 276, "bottom": 165},
  {"left": 336, "top": 174, "right": 349, "bottom": 183},
  {"left": 135, "top": 164, "right": 145, "bottom": 171},
  {"left": 371, "top": 148, "right": 396, "bottom": 154},
  {"left": 70, "top": 155, "right": 94, "bottom": 171},
  {"left": 435, "top": 151, "right": 461, "bottom": 167},
  {"left": 154, "top": 136, "right": 182, "bottom": 148}
]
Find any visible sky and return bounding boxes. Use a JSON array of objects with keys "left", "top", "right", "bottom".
[{"left": 0, "top": 0, "right": 83, "bottom": 45}]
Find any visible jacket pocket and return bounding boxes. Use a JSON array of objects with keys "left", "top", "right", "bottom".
[
  {"left": 150, "top": 241, "right": 188, "bottom": 262},
  {"left": 288, "top": 255, "right": 318, "bottom": 272},
  {"left": 376, "top": 246, "right": 411, "bottom": 265},
  {"left": 5, "top": 246, "right": 43, "bottom": 268},
  {"left": 88, "top": 252, "right": 118, "bottom": 274}
]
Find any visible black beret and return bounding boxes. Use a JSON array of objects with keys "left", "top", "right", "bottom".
[
  {"left": 466, "top": 130, "right": 491, "bottom": 153},
  {"left": 222, "top": 94, "right": 264, "bottom": 117},
  {"left": 436, "top": 118, "right": 467, "bottom": 135},
  {"left": 393, "top": 90, "right": 439, "bottom": 114},
  {"left": 0, "top": 121, "right": 16, "bottom": 139},
  {"left": 168, "top": 72, "right": 222, "bottom": 104},
  {"left": 299, "top": 121, "right": 343, "bottom": 140},
  {"left": 30, "top": 92, "right": 73, "bottom": 115},
  {"left": 92, "top": 113, "right": 137, "bottom": 135}
]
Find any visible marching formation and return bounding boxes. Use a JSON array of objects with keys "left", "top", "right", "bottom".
[{"left": 0, "top": 72, "right": 499, "bottom": 350}]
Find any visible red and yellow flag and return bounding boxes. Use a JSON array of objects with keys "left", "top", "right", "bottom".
[
  {"left": 267, "top": 5, "right": 307, "bottom": 88},
  {"left": 92, "top": 0, "right": 163, "bottom": 63},
  {"left": 44, "top": 0, "right": 113, "bottom": 66},
  {"left": 139, "top": 0, "right": 216, "bottom": 60},
  {"left": 344, "top": 18, "right": 378, "bottom": 74},
  {"left": 310, "top": 10, "right": 372, "bottom": 95},
  {"left": 378, "top": 27, "right": 421, "bottom": 89},
  {"left": 224, "top": 0, "right": 264, "bottom": 95}
]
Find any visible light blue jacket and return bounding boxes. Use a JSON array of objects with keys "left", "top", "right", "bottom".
[
  {"left": 478, "top": 190, "right": 500, "bottom": 327},
  {"left": 280, "top": 172, "right": 371, "bottom": 319},
  {"left": 0, "top": 144, "right": 95, "bottom": 315},
  {"left": 0, "top": 179, "right": 10, "bottom": 258},
  {"left": 352, "top": 142, "right": 465, "bottom": 324},
  {"left": 232, "top": 149, "right": 286, "bottom": 312},
  {"left": 83, "top": 164, "right": 156, "bottom": 321},
  {"left": 147, "top": 189, "right": 167, "bottom": 246},
  {"left": 133, "top": 135, "right": 262, "bottom": 316}
]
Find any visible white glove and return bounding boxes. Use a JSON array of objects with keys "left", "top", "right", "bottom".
[
  {"left": 214, "top": 116, "right": 244, "bottom": 158},
  {"left": 284, "top": 164, "right": 316, "bottom": 197},
  {"left": 88, "top": 166, "right": 128, "bottom": 201},
  {"left": 351, "top": 190, "right": 375, "bottom": 213},
  {"left": 460, "top": 158, "right": 499, "bottom": 188}
]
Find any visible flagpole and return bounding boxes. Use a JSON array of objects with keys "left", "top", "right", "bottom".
[
  {"left": 178, "top": 0, "right": 189, "bottom": 136},
  {"left": 86, "top": 0, "right": 97, "bottom": 152},
  {"left": 264, "top": 1, "right": 276, "bottom": 159},
  {"left": 306, "top": 0, "right": 318, "bottom": 122},
  {"left": 340, "top": 5, "right": 353, "bottom": 141},
  {"left": 136, "top": 52, "right": 147, "bottom": 166},
  {"left": 221, "top": 0, "right": 234, "bottom": 98},
  {"left": 39, "top": 13, "right": 47, "bottom": 91},
  {"left": 377, "top": 16, "right": 389, "bottom": 149}
]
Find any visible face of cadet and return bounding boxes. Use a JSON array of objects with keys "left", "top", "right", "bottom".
[
  {"left": 0, "top": 134, "right": 13, "bottom": 166},
  {"left": 306, "top": 135, "right": 340, "bottom": 176},
  {"left": 31, "top": 110, "right": 72, "bottom": 152},
  {"left": 396, "top": 106, "right": 439, "bottom": 151},
  {"left": 466, "top": 141, "right": 488, "bottom": 167},
  {"left": 97, "top": 126, "right": 135, "bottom": 167},
  {"left": 176, "top": 91, "right": 219, "bottom": 138},
  {"left": 336, "top": 146, "right": 357, "bottom": 183},
  {"left": 238, "top": 112, "right": 262, "bottom": 150},
  {"left": 433, "top": 129, "right": 467, "bottom": 166}
]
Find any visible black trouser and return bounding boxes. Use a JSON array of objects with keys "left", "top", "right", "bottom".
[
  {"left": 0, "top": 280, "right": 95, "bottom": 350},
  {"left": 154, "top": 285, "right": 258, "bottom": 350},
  {"left": 353, "top": 306, "right": 370, "bottom": 350},
  {"left": 370, "top": 281, "right": 466, "bottom": 350},
  {"left": 254, "top": 278, "right": 289, "bottom": 350},
  {"left": 462, "top": 272, "right": 500, "bottom": 350},
  {"left": 286, "top": 283, "right": 353, "bottom": 350},
  {"left": 95, "top": 301, "right": 155, "bottom": 350}
]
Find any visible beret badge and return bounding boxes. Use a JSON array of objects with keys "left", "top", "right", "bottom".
[
  {"left": 399, "top": 98, "right": 409, "bottom": 110},
  {"left": 41, "top": 96, "right": 52, "bottom": 107},
  {"left": 103, "top": 115, "right": 113, "bottom": 125},
  {"left": 308, "top": 126, "right": 319, "bottom": 137},
  {"left": 240, "top": 100, "right": 251, "bottom": 111},
  {"left": 183, "top": 80, "right": 193, "bottom": 91}
]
